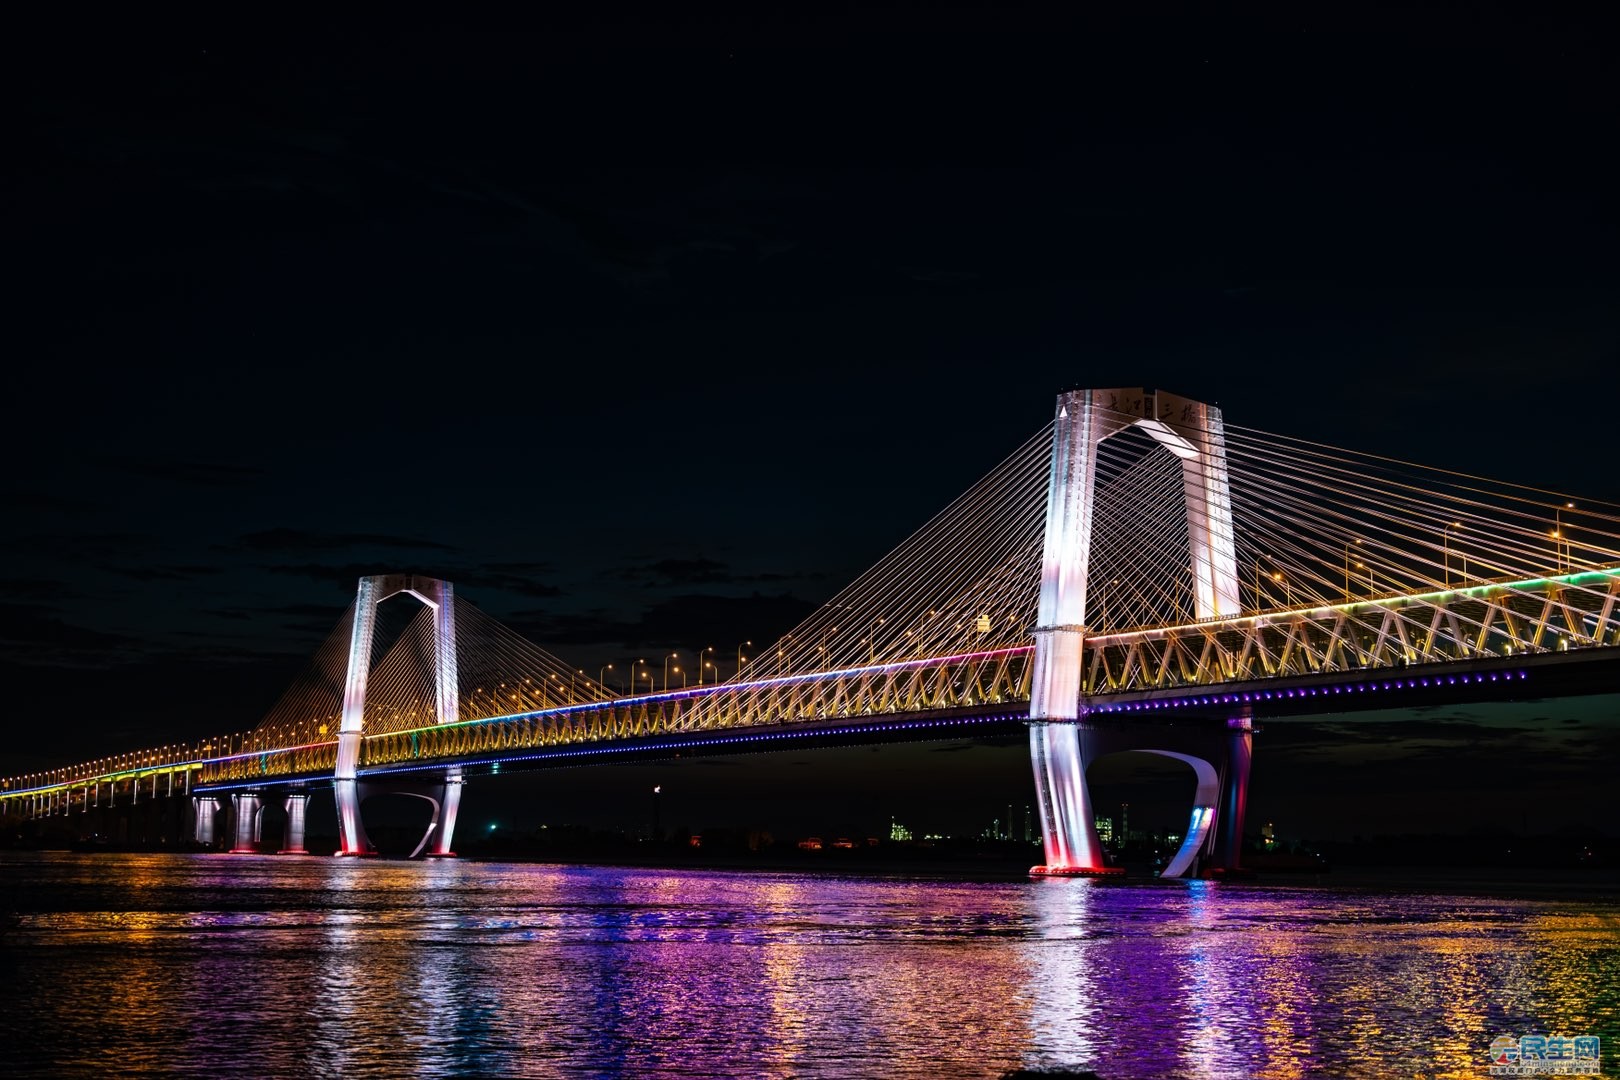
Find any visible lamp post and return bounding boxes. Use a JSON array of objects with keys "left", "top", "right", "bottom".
[
  {"left": 1096, "top": 578, "right": 1120, "bottom": 630},
  {"left": 736, "top": 641, "right": 752, "bottom": 679},
  {"left": 1555, "top": 502, "right": 1575, "bottom": 573},
  {"left": 1343, "top": 538, "right": 1362, "bottom": 601},
  {"left": 633, "top": 658, "right": 647, "bottom": 696},
  {"left": 696, "top": 646, "right": 714, "bottom": 685},
  {"left": 1443, "top": 523, "right": 1462, "bottom": 588},
  {"left": 599, "top": 664, "right": 614, "bottom": 696},
  {"left": 663, "top": 652, "right": 678, "bottom": 692},
  {"left": 862, "top": 618, "right": 886, "bottom": 664}
]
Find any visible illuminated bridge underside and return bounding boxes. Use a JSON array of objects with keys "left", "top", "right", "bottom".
[{"left": 189, "top": 570, "right": 1620, "bottom": 789}]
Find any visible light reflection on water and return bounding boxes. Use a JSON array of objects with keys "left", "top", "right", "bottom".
[{"left": 2, "top": 852, "right": 1616, "bottom": 1078}]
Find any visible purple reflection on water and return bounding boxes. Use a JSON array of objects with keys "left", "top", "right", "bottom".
[{"left": 2, "top": 853, "right": 1617, "bottom": 1078}]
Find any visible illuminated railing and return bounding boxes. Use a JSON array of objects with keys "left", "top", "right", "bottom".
[{"left": 1086, "top": 570, "right": 1620, "bottom": 692}]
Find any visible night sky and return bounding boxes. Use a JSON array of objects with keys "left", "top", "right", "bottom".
[{"left": 6, "top": 9, "right": 1616, "bottom": 843}]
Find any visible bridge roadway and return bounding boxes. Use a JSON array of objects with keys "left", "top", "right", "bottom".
[{"left": 6, "top": 566, "right": 1617, "bottom": 822}]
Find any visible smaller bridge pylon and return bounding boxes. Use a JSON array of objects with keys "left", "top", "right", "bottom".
[{"left": 334, "top": 575, "right": 460, "bottom": 856}]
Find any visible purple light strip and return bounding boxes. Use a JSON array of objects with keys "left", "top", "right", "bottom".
[{"left": 1086, "top": 669, "right": 1530, "bottom": 714}]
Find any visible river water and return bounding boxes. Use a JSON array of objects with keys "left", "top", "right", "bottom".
[{"left": 2, "top": 853, "right": 1616, "bottom": 1078}]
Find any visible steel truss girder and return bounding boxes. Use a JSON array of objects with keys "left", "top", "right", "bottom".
[{"left": 1081, "top": 573, "right": 1620, "bottom": 694}]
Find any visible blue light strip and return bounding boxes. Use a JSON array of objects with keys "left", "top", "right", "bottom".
[{"left": 1086, "top": 669, "right": 1530, "bottom": 715}]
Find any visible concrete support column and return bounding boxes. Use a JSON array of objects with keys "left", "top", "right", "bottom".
[
  {"left": 1030, "top": 722, "right": 1105, "bottom": 870},
  {"left": 427, "top": 769, "right": 464, "bottom": 857},
  {"left": 1208, "top": 713, "right": 1254, "bottom": 874},
  {"left": 193, "top": 796, "right": 220, "bottom": 846},
  {"left": 229, "top": 792, "right": 262, "bottom": 854},
  {"left": 279, "top": 791, "right": 309, "bottom": 854}
]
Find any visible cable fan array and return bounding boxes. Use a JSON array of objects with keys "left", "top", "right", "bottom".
[
  {"left": 248, "top": 595, "right": 612, "bottom": 747},
  {"left": 1219, "top": 422, "right": 1620, "bottom": 618},
  {"left": 363, "top": 599, "right": 611, "bottom": 736},
  {"left": 732, "top": 423, "right": 1057, "bottom": 683},
  {"left": 726, "top": 400, "right": 1620, "bottom": 685}
]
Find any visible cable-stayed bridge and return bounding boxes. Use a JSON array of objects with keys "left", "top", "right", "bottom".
[{"left": 5, "top": 388, "right": 1618, "bottom": 877}]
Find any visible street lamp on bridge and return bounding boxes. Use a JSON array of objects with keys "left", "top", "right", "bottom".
[
  {"left": 736, "top": 641, "right": 752, "bottom": 678},
  {"left": 1270, "top": 570, "right": 1290, "bottom": 607},
  {"left": 663, "top": 653, "right": 679, "bottom": 692},
  {"left": 1554, "top": 502, "right": 1575, "bottom": 573},
  {"left": 1443, "top": 522, "right": 1463, "bottom": 588},
  {"left": 599, "top": 664, "right": 613, "bottom": 696},
  {"left": 1343, "top": 538, "right": 1362, "bottom": 601}
]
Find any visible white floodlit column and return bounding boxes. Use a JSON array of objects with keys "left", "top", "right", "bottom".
[
  {"left": 230, "top": 792, "right": 262, "bottom": 854},
  {"left": 193, "top": 795, "right": 220, "bottom": 846},
  {"left": 429, "top": 768, "right": 464, "bottom": 857},
  {"left": 434, "top": 582, "right": 459, "bottom": 730},
  {"left": 1030, "top": 389, "right": 1130, "bottom": 872},
  {"left": 280, "top": 791, "right": 309, "bottom": 854},
  {"left": 335, "top": 577, "right": 379, "bottom": 856}
]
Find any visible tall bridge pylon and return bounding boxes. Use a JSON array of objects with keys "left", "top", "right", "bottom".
[
  {"left": 334, "top": 574, "right": 463, "bottom": 857},
  {"left": 1030, "top": 389, "right": 1248, "bottom": 877}
]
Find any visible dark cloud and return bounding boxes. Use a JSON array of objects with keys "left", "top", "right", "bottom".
[
  {"left": 613, "top": 557, "right": 818, "bottom": 587},
  {"left": 262, "top": 563, "right": 413, "bottom": 586},
  {"left": 0, "top": 578, "right": 79, "bottom": 603},
  {"left": 97, "top": 459, "right": 266, "bottom": 488},
  {"left": 453, "top": 566, "right": 564, "bottom": 599},
  {"left": 232, "top": 528, "right": 458, "bottom": 554},
  {"left": 258, "top": 603, "right": 353, "bottom": 618},
  {"left": 0, "top": 604, "right": 140, "bottom": 668},
  {"left": 1, "top": 490, "right": 91, "bottom": 513},
  {"left": 100, "top": 563, "right": 224, "bottom": 582},
  {"left": 0, "top": 533, "right": 154, "bottom": 561},
  {"left": 506, "top": 591, "right": 816, "bottom": 651}
]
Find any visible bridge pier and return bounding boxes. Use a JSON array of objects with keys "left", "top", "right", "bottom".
[
  {"left": 1030, "top": 722, "right": 1108, "bottom": 872},
  {"left": 1031, "top": 714, "right": 1254, "bottom": 879},
  {"left": 1207, "top": 715, "right": 1253, "bottom": 875},
  {"left": 278, "top": 790, "right": 309, "bottom": 854},
  {"left": 426, "top": 768, "right": 463, "bottom": 858},
  {"left": 353, "top": 767, "right": 466, "bottom": 858},
  {"left": 193, "top": 795, "right": 221, "bottom": 847},
  {"left": 229, "top": 791, "right": 263, "bottom": 854}
]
